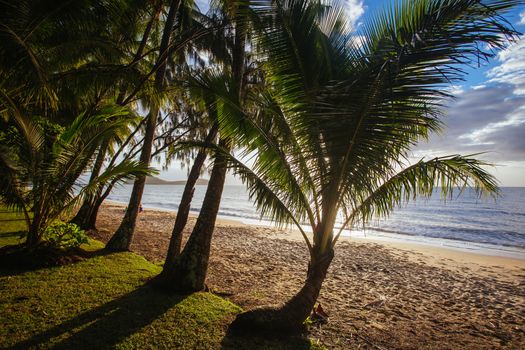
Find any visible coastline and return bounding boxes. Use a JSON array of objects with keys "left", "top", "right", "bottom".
[
  {"left": 93, "top": 201, "right": 525, "bottom": 349},
  {"left": 106, "top": 199, "right": 525, "bottom": 265}
]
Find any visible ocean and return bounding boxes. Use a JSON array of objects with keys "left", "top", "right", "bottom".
[{"left": 106, "top": 184, "right": 525, "bottom": 259}]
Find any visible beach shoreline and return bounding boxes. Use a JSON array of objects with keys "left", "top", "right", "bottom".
[
  {"left": 94, "top": 201, "right": 525, "bottom": 349},
  {"left": 106, "top": 199, "right": 525, "bottom": 265}
]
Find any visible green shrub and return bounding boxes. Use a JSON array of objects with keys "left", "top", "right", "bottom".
[{"left": 43, "top": 222, "right": 88, "bottom": 249}]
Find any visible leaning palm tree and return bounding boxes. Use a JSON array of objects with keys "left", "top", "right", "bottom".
[
  {"left": 216, "top": 0, "right": 520, "bottom": 332},
  {"left": 107, "top": 0, "right": 210, "bottom": 251},
  {"left": 155, "top": 0, "right": 252, "bottom": 291},
  {"left": 0, "top": 106, "right": 153, "bottom": 251}
]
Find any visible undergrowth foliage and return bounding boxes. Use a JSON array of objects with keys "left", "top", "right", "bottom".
[{"left": 43, "top": 222, "right": 88, "bottom": 249}]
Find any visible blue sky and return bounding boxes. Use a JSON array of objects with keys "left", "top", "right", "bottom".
[
  {"left": 352, "top": 1, "right": 525, "bottom": 186},
  {"left": 161, "top": 0, "right": 525, "bottom": 186}
]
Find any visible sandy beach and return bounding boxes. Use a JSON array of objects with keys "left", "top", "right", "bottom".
[{"left": 92, "top": 202, "right": 525, "bottom": 349}]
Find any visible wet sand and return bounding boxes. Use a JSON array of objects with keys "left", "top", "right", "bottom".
[{"left": 93, "top": 202, "right": 525, "bottom": 349}]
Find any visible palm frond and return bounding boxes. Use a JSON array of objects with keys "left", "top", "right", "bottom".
[{"left": 333, "top": 154, "right": 500, "bottom": 244}]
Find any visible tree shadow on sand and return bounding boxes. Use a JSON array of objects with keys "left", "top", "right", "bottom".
[{"left": 7, "top": 285, "right": 187, "bottom": 350}]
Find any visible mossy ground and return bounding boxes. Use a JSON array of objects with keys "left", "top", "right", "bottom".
[{"left": 0, "top": 208, "right": 323, "bottom": 349}]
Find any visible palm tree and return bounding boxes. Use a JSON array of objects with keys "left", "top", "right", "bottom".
[
  {"left": 70, "top": 1, "right": 165, "bottom": 230},
  {"left": 106, "top": 0, "right": 213, "bottom": 251},
  {"left": 0, "top": 106, "right": 153, "bottom": 251},
  {"left": 154, "top": 0, "right": 253, "bottom": 291},
  {"left": 0, "top": 0, "right": 151, "bottom": 120},
  {"left": 0, "top": 0, "right": 162, "bottom": 237},
  {"left": 161, "top": 0, "right": 244, "bottom": 265},
  {"left": 216, "top": 0, "right": 520, "bottom": 332}
]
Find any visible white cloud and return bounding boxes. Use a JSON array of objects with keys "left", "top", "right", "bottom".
[
  {"left": 519, "top": 11, "right": 525, "bottom": 25},
  {"left": 349, "top": 34, "right": 366, "bottom": 48},
  {"left": 415, "top": 85, "right": 525, "bottom": 165},
  {"left": 471, "top": 84, "right": 486, "bottom": 90},
  {"left": 345, "top": 0, "right": 365, "bottom": 29},
  {"left": 319, "top": 0, "right": 364, "bottom": 36},
  {"left": 447, "top": 85, "right": 465, "bottom": 96},
  {"left": 486, "top": 36, "right": 525, "bottom": 95},
  {"left": 458, "top": 105, "right": 525, "bottom": 144}
]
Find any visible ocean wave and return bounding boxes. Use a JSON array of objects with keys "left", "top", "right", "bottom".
[{"left": 106, "top": 186, "right": 525, "bottom": 249}]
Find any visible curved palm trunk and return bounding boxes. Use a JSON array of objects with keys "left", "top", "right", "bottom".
[
  {"left": 83, "top": 194, "right": 103, "bottom": 229},
  {"left": 81, "top": 175, "right": 119, "bottom": 230},
  {"left": 154, "top": 2, "right": 247, "bottom": 292},
  {"left": 163, "top": 124, "right": 219, "bottom": 268},
  {"left": 230, "top": 247, "right": 333, "bottom": 332},
  {"left": 71, "top": 199, "right": 95, "bottom": 230},
  {"left": 106, "top": 108, "right": 158, "bottom": 251},
  {"left": 106, "top": 0, "right": 181, "bottom": 251},
  {"left": 155, "top": 139, "right": 228, "bottom": 292},
  {"left": 77, "top": 180, "right": 106, "bottom": 231}
]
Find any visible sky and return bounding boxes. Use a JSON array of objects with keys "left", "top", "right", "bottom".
[{"left": 160, "top": 0, "right": 525, "bottom": 186}]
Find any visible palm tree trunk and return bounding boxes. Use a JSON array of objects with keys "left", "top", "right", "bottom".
[
  {"left": 25, "top": 227, "right": 40, "bottom": 251},
  {"left": 154, "top": 2, "right": 246, "bottom": 291},
  {"left": 163, "top": 124, "right": 219, "bottom": 269},
  {"left": 70, "top": 199, "right": 94, "bottom": 229},
  {"left": 84, "top": 193, "right": 102, "bottom": 229},
  {"left": 230, "top": 247, "right": 334, "bottom": 332},
  {"left": 82, "top": 175, "right": 119, "bottom": 230},
  {"left": 106, "top": 108, "right": 158, "bottom": 251},
  {"left": 25, "top": 212, "right": 42, "bottom": 251},
  {"left": 105, "top": 0, "right": 181, "bottom": 251},
  {"left": 71, "top": 141, "right": 108, "bottom": 229},
  {"left": 76, "top": 179, "right": 107, "bottom": 231},
  {"left": 155, "top": 138, "right": 228, "bottom": 292}
]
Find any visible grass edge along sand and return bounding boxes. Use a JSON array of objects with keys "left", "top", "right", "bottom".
[{"left": 0, "top": 209, "right": 324, "bottom": 350}]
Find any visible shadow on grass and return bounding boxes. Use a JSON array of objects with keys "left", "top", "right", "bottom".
[
  {"left": 0, "top": 245, "right": 113, "bottom": 277},
  {"left": 0, "top": 231, "right": 24, "bottom": 238},
  {"left": 7, "top": 285, "right": 187, "bottom": 350},
  {"left": 220, "top": 321, "right": 315, "bottom": 349}
]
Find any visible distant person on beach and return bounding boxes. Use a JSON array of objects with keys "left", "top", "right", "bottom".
[{"left": 140, "top": 204, "right": 143, "bottom": 213}]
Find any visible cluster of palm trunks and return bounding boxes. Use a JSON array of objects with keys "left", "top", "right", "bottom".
[{"left": 0, "top": 0, "right": 519, "bottom": 333}]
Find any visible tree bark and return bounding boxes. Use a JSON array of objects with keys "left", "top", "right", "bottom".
[
  {"left": 105, "top": 108, "right": 158, "bottom": 251},
  {"left": 83, "top": 194, "right": 102, "bottom": 229},
  {"left": 70, "top": 199, "right": 94, "bottom": 229},
  {"left": 70, "top": 140, "right": 108, "bottom": 229},
  {"left": 155, "top": 137, "right": 228, "bottom": 292},
  {"left": 25, "top": 225, "right": 41, "bottom": 251},
  {"left": 106, "top": 0, "right": 181, "bottom": 251},
  {"left": 163, "top": 123, "right": 219, "bottom": 269},
  {"left": 153, "top": 2, "right": 246, "bottom": 291},
  {"left": 25, "top": 207, "right": 43, "bottom": 251},
  {"left": 230, "top": 247, "right": 334, "bottom": 333}
]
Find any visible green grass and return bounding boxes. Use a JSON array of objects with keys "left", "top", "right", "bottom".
[
  {"left": 0, "top": 206, "right": 105, "bottom": 251},
  {"left": 0, "top": 207, "right": 28, "bottom": 246},
  {"left": 0, "top": 209, "right": 323, "bottom": 350}
]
